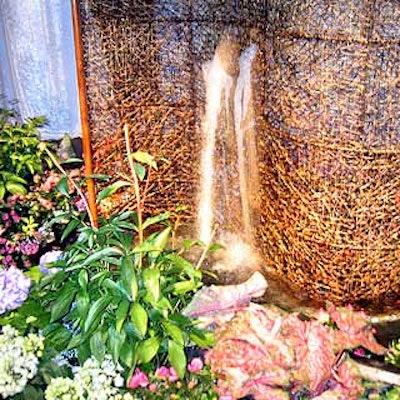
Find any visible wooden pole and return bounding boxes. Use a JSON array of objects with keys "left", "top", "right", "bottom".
[{"left": 70, "top": 0, "right": 98, "bottom": 227}]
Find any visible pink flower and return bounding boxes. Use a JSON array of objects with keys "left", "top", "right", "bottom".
[
  {"left": 168, "top": 367, "right": 179, "bottom": 382},
  {"left": 188, "top": 357, "right": 204, "bottom": 373},
  {"left": 127, "top": 368, "right": 149, "bottom": 389},
  {"left": 148, "top": 383, "right": 157, "bottom": 393},
  {"left": 353, "top": 347, "right": 366, "bottom": 357},
  {"left": 219, "top": 396, "right": 235, "bottom": 400},
  {"left": 155, "top": 366, "right": 170, "bottom": 379}
]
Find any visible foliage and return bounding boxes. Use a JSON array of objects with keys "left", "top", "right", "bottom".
[
  {"left": 2, "top": 126, "right": 213, "bottom": 397},
  {"left": 205, "top": 303, "right": 387, "bottom": 400},
  {"left": 36, "top": 142, "right": 213, "bottom": 380},
  {"left": 0, "top": 169, "right": 86, "bottom": 270},
  {"left": 0, "top": 108, "right": 51, "bottom": 199}
]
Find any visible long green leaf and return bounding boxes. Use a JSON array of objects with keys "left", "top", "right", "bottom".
[
  {"left": 5, "top": 181, "right": 27, "bottom": 195},
  {"left": 137, "top": 336, "right": 160, "bottom": 364},
  {"left": 121, "top": 257, "right": 138, "bottom": 301},
  {"left": 96, "top": 181, "right": 132, "bottom": 204},
  {"left": 149, "top": 227, "right": 171, "bottom": 259},
  {"left": 50, "top": 286, "right": 77, "bottom": 322},
  {"left": 116, "top": 299, "right": 130, "bottom": 333},
  {"left": 143, "top": 268, "right": 160, "bottom": 303},
  {"left": 142, "top": 212, "right": 170, "bottom": 230},
  {"left": 84, "top": 295, "right": 112, "bottom": 333},
  {"left": 90, "top": 331, "right": 106, "bottom": 362},
  {"left": 108, "top": 326, "right": 126, "bottom": 363},
  {"left": 120, "top": 341, "right": 137, "bottom": 368},
  {"left": 163, "top": 322, "right": 184, "bottom": 346},
  {"left": 61, "top": 218, "right": 81, "bottom": 242},
  {"left": 130, "top": 302, "right": 148, "bottom": 338},
  {"left": 168, "top": 340, "right": 186, "bottom": 379},
  {"left": 82, "top": 247, "right": 123, "bottom": 266}
]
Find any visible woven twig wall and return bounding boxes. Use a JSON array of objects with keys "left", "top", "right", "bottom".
[
  {"left": 78, "top": 0, "right": 267, "bottom": 220},
  {"left": 260, "top": 0, "right": 400, "bottom": 307},
  {"left": 78, "top": 0, "right": 400, "bottom": 306}
]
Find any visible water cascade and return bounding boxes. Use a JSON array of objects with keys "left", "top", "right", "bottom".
[{"left": 197, "top": 39, "right": 260, "bottom": 271}]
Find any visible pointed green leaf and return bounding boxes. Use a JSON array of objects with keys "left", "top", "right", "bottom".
[
  {"left": 90, "top": 331, "right": 106, "bottom": 362},
  {"left": 50, "top": 286, "right": 77, "bottom": 322},
  {"left": 61, "top": 219, "right": 81, "bottom": 242},
  {"left": 172, "top": 279, "right": 197, "bottom": 295},
  {"left": 189, "top": 331, "right": 215, "bottom": 348},
  {"left": 84, "top": 295, "right": 112, "bottom": 333},
  {"left": 121, "top": 257, "right": 138, "bottom": 301},
  {"left": 75, "top": 290, "right": 90, "bottom": 320},
  {"left": 108, "top": 326, "right": 126, "bottom": 363},
  {"left": 168, "top": 340, "right": 186, "bottom": 379},
  {"left": 78, "top": 269, "right": 88, "bottom": 289},
  {"left": 82, "top": 247, "right": 123, "bottom": 266},
  {"left": 142, "top": 212, "right": 170, "bottom": 230},
  {"left": 163, "top": 322, "right": 184, "bottom": 345},
  {"left": 120, "top": 341, "right": 137, "bottom": 368},
  {"left": 116, "top": 299, "right": 130, "bottom": 333},
  {"left": 56, "top": 175, "right": 70, "bottom": 197},
  {"left": 5, "top": 181, "right": 27, "bottom": 195},
  {"left": 134, "top": 162, "right": 146, "bottom": 181},
  {"left": 132, "top": 151, "right": 157, "bottom": 170},
  {"left": 143, "top": 268, "right": 160, "bottom": 303},
  {"left": 0, "top": 183, "right": 5, "bottom": 199},
  {"left": 130, "top": 302, "right": 148, "bottom": 338},
  {"left": 137, "top": 336, "right": 160, "bottom": 364},
  {"left": 96, "top": 180, "right": 132, "bottom": 204},
  {"left": 150, "top": 227, "right": 171, "bottom": 259}
]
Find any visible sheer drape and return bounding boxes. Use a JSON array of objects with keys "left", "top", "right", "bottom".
[{"left": 0, "top": 0, "right": 81, "bottom": 140}]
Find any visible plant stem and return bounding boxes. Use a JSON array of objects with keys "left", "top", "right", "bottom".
[
  {"left": 124, "top": 124, "right": 144, "bottom": 246},
  {"left": 43, "top": 145, "right": 95, "bottom": 229}
]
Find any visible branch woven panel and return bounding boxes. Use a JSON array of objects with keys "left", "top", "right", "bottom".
[
  {"left": 78, "top": 0, "right": 400, "bottom": 306},
  {"left": 78, "top": 0, "right": 267, "bottom": 221},
  {"left": 259, "top": 0, "right": 400, "bottom": 306}
]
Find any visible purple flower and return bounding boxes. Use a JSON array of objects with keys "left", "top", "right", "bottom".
[
  {"left": 39, "top": 250, "right": 63, "bottom": 274},
  {"left": 20, "top": 239, "right": 40, "bottom": 256},
  {"left": 0, "top": 267, "right": 31, "bottom": 314},
  {"left": 188, "top": 357, "right": 204, "bottom": 373}
]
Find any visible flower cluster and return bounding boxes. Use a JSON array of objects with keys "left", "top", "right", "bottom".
[
  {"left": 0, "top": 325, "right": 44, "bottom": 398},
  {"left": 127, "top": 358, "right": 218, "bottom": 400},
  {"left": 45, "top": 355, "right": 132, "bottom": 400},
  {"left": 0, "top": 267, "right": 30, "bottom": 314},
  {"left": 0, "top": 168, "right": 86, "bottom": 271}
]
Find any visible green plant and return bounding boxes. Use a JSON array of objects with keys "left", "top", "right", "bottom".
[
  {"left": 0, "top": 108, "right": 51, "bottom": 199},
  {"left": 33, "top": 126, "right": 213, "bottom": 380}
]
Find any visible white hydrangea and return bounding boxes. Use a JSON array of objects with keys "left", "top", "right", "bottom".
[
  {"left": 0, "top": 325, "right": 44, "bottom": 398},
  {"left": 45, "top": 377, "right": 83, "bottom": 400},
  {"left": 46, "top": 355, "right": 128, "bottom": 400}
]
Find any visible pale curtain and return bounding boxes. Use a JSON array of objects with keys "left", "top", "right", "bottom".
[{"left": 0, "top": 0, "right": 81, "bottom": 140}]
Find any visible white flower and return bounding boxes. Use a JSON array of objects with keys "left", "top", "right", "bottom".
[{"left": 0, "top": 326, "right": 44, "bottom": 398}]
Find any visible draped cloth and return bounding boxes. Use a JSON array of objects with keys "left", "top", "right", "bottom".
[{"left": 0, "top": 0, "right": 81, "bottom": 139}]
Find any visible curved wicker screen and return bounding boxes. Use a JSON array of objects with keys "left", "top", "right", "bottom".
[
  {"left": 76, "top": 0, "right": 400, "bottom": 307},
  {"left": 260, "top": 0, "right": 400, "bottom": 307}
]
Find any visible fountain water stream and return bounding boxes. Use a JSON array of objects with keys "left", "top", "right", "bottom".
[{"left": 197, "top": 39, "right": 260, "bottom": 271}]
